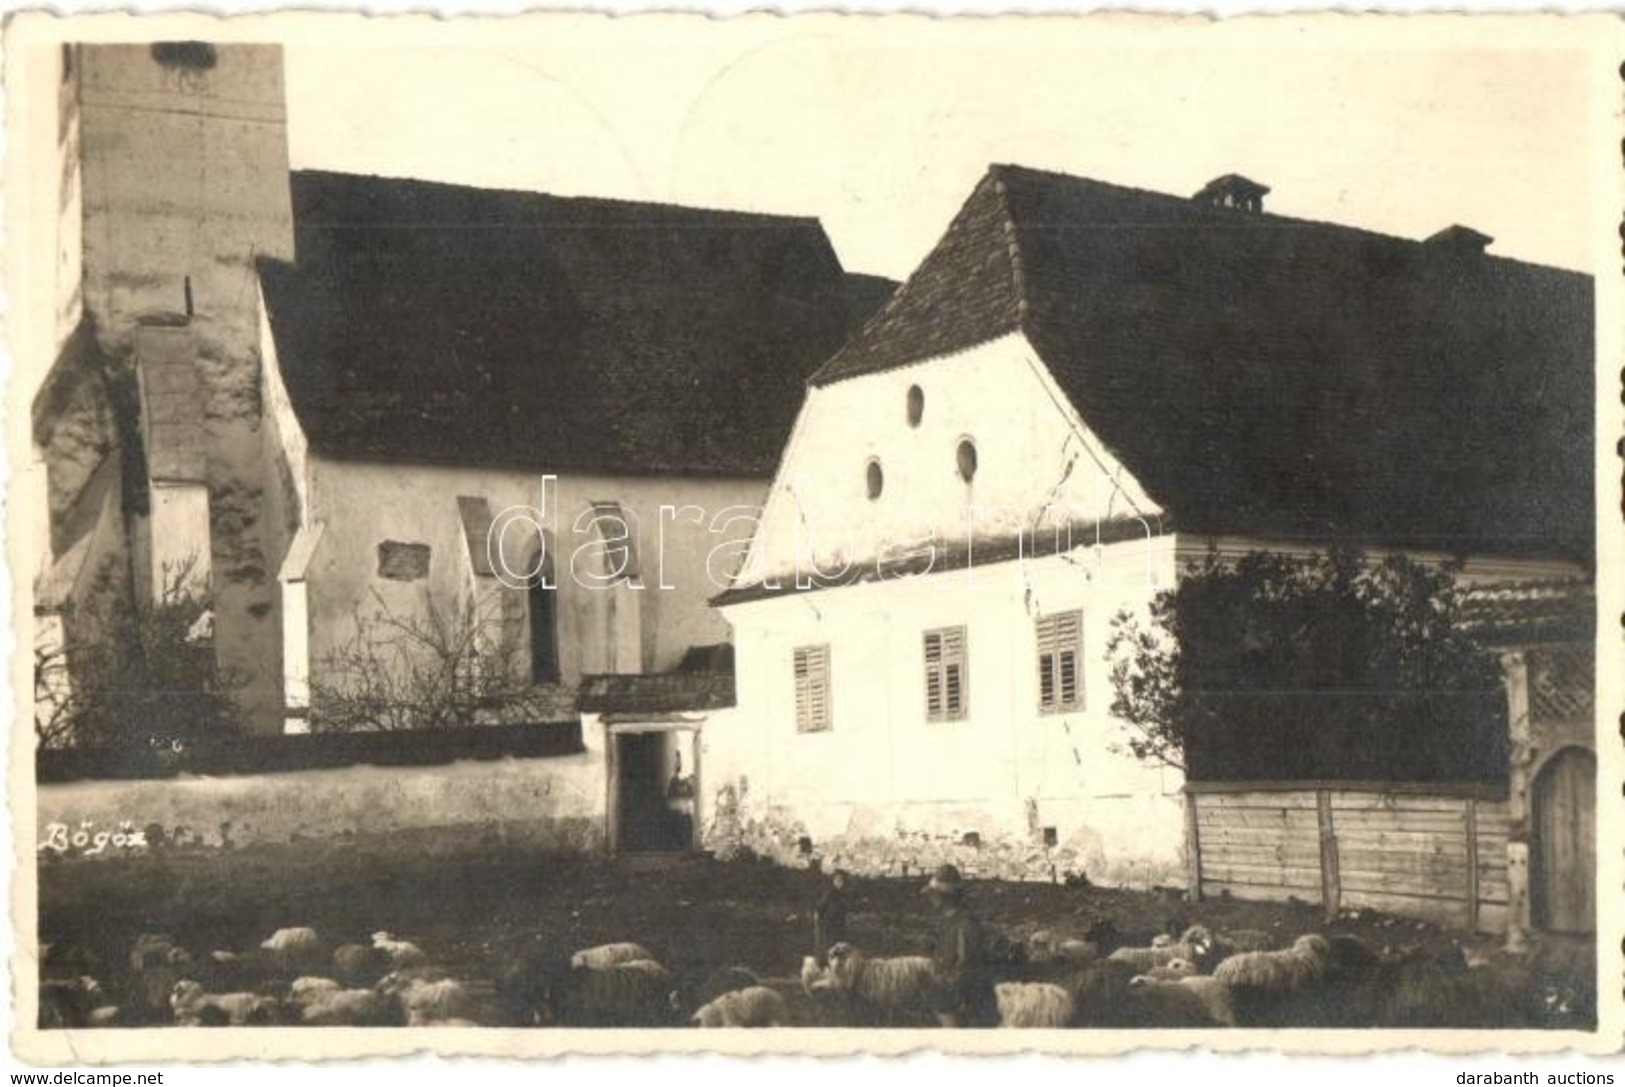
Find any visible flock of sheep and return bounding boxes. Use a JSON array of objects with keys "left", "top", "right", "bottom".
[{"left": 40, "top": 911, "right": 1524, "bottom": 1030}]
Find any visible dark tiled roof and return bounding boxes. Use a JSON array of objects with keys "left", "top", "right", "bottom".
[
  {"left": 576, "top": 670, "right": 736, "bottom": 715},
  {"left": 260, "top": 171, "right": 892, "bottom": 477},
  {"left": 1458, "top": 578, "right": 1596, "bottom": 648},
  {"left": 814, "top": 165, "right": 1594, "bottom": 563}
]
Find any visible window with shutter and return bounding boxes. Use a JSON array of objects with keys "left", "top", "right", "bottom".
[
  {"left": 793, "top": 645, "right": 831, "bottom": 733},
  {"left": 1036, "top": 611, "right": 1084, "bottom": 713},
  {"left": 923, "top": 626, "right": 968, "bottom": 722}
]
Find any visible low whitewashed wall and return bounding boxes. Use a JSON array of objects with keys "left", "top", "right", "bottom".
[{"left": 37, "top": 744, "right": 607, "bottom": 863}]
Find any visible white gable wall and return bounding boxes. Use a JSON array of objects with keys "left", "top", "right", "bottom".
[
  {"left": 708, "top": 535, "right": 1185, "bottom": 887},
  {"left": 736, "top": 331, "right": 1165, "bottom": 588},
  {"left": 707, "top": 332, "right": 1186, "bottom": 885}
]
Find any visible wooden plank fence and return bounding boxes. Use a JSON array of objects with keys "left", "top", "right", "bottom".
[{"left": 1185, "top": 781, "right": 1510, "bottom": 933}]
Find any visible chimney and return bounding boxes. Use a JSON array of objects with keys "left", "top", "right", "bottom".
[
  {"left": 1424, "top": 224, "right": 1493, "bottom": 258},
  {"left": 1194, "top": 174, "right": 1270, "bottom": 214}
]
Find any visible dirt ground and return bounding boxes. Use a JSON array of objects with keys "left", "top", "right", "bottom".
[{"left": 36, "top": 834, "right": 1597, "bottom": 1030}]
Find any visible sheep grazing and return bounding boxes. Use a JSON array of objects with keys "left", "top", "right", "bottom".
[
  {"left": 1026, "top": 931, "right": 1100, "bottom": 966},
  {"left": 1061, "top": 959, "right": 1148, "bottom": 1028},
  {"left": 170, "top": 980, "right": 279, "bottom": 1026},
  {"left": 1127, "top": 975, "right": 1236, "bottom": 1027},
  {"left": 379, "top": 974, "right": 489, "bottom": 1026},
  {"left": 371, "top": 931, "right": 428, "bottom": 969},
  {"left": 1108, "top": 924, "right": 1213, "bottom": 973},
  {"left": 289, "top": 976, "right": 342, "bottom": 1003},
  {"left": 39, "top": 976, "right": 119, "bottom": 1029},
  {"left": 299, "top": 987, "right": 402, "bottom": 1027},
  {"left": 812, "top": 943, "right": 939, "bottom": 1026},
  {"left": 691, "top": 986, "right": 788, "bottom": 1028},
  {"left": 333, "top": 943, "right": 393, "bottom": 987},
  {"left": 799, "top": 956, "right": 824, "bottom": 997},
  {"left": 261, "top": 927, "right": 325, "bottom": 972},
  {"left": 993, "top": 982, "right": 1075, "bottom": 1028},
  {"left": 1143, "top": 958, "right": 1199, "bottom": 982},
  {"left": 672, "top": 965, "right": 765, "bottom": 1017},
  {"left": 557, "top": 958, "right": 677, "bottom": 1027},
  {"left": 570, "top": 942, "right": 656, "bottom": 970},
  {"left": 695, "top": 965, "right": 762, "bottom": 1005},
  {"left": 1212, "top": 933, "right": 1330, "bottom": 996}
]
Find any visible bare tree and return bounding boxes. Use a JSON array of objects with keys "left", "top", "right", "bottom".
[{"left": 310, "top": 588, "right": 555, "bottom": 732}]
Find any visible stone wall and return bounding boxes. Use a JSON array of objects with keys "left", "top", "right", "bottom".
[{"left": 701, "top": 776, "right": 1182, "bottom": 889}]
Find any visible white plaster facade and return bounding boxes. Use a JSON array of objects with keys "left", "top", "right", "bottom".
[{"left": 712, "top": 332, "right": 1189, "bottom": 887}]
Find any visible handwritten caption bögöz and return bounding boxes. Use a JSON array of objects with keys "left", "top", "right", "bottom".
[{"left": 38, "top": 821, "right": 150, "bottom": 856}]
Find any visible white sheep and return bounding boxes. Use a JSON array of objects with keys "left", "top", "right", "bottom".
[
  {"left": 261, "top": 927, "right": 325, "bottom": 970},
  {"left": 1127, "top": 975, "right": 1236, "bottom": 1027},
  {"left": 1108, "top": 924, "right": 1214, "bottom": 972},
  {"left": 1212, "top": 933, "right": 1330, "bottom": 997},
  {"left": 1026, "top": 931, "right": 1099, "bottom": 966},
  {"left": 800, "top": 955, "right": 824, "bottom": 997},
  {"left": 813, "top": 943, "right": 939, "bottom": 1024},
  {"left": 570, "top": 942, "right": 656, "bottom": 970},
  {"left": 993, "top": 982, "right": 1075, "bottom": 1028},
  {"left": 299, "top": 987, "right": 401, "bottom": 1026},
  {"left": 380, "top": 975, "right": 487, "bottom": 1026},
  {"left": 1143, "top": 958, "right": 1199, "bottom": 981},
  {"left": 289, "top": 976, "right": 342, "bottom": 1003},
  {"left": 560, "top": 958, "right": 676, "bottom": 1026},
  {"left": 371, "top": 931, "right": 428, "bottom": 969},
  {"left": 691, "top": 985, "right": 788, "bottom": 1027},
  {"left": 170, "top": 979, "right": 278, "bottom": 1026},
  {"left": 333, "top": 943, "right": 392, "bottom": 987}
]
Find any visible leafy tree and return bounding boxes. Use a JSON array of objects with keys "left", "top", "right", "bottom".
[
  {"left": 35, "top": 556, "right": 242, "bottom": 751},
  {"left": 1106, "top": 549, "right": 1507, "bottom": 782}
]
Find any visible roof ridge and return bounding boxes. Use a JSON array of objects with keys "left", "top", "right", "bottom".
[
  {"left": 989, "top": 170, "right": 1033, "bottom": 330},
  {"left": 289, "top": 168, "right": 823, "bottom": 227},
  {"left": 984, "top": 162, "right": 1590, "bottom": 277}
]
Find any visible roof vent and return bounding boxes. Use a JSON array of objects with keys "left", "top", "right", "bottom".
[
  {"left": 1194, "top": 174, "right": 1270, "bottom": 214},
  {"left": 1424, "top": 224, "right": 1493, "bottom": 257}
]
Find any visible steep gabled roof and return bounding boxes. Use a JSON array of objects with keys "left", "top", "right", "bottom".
[
  {"left": 815, "top": 165, "right": 1594, "bottom": 563},
  {"left": 260, "top": 171, "right": 893, "bottom": 477}
]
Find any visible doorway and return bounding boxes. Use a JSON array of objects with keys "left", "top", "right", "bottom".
[
  {"left": 1531, "top": 745, "right": 1595, "bottom": 934},
  {"left": 609, "top": 727, "right": 698, "bottom": 854}
]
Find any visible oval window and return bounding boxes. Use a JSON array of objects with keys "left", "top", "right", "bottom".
[
  {"left": 956, "top": 438, "right": 978, "bottom": 482},
  {"left": 866, "top": 458, "right": 884, "bottom": 500},
  {"left": 906, "top": 385, "right": 925, "bottom": 427}
]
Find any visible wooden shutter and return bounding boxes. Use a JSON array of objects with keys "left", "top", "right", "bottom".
[
  {"left": 1037, "top": 611, "right": 1084, "bottom": 712},
  {"left": 925, "top": 626, "right": 968, "bottom": 721},
  {"left": 794, "top": 645, "right": 831, "bottom": 732}
]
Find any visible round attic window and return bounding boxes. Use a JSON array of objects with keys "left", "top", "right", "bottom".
[
  {"left": 956, "top": 438, "right": 978, "bottom": 483},
  {"left": 866, "top": 458, "right": 885, "bottom": 500},
  {"left": 906, "top": 385, "right": 925, "bottom": 427}
]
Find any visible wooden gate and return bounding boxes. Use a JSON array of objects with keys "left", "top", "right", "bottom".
[{"left": 1531, "top": 746, "right": 1595, "bottom": 934}]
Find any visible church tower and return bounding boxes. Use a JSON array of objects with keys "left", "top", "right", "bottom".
[{"left": 35, "top": 42, "right": 296, "bottom": 734}]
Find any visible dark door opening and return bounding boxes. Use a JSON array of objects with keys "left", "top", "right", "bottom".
[{"left": 613, "top": 730, "right": 696, "bottom": 854}]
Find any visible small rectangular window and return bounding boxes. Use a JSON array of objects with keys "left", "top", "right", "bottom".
[
  {"left": 377, "top": 541, "right": 431, "bottom": 582},
  {"left": 793, "top": 645, "right": 831, "bottom": 733},
  {"left": 924, "top": 626, "right": 968, "bottom": 721},
  {"left": 1036, "top": 611, "right": 1084, "bottom": 713}
]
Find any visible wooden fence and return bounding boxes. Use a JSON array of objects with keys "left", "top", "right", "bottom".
[{"left": 1185, "top": 781, "right": 1511, "bottom": 934}]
